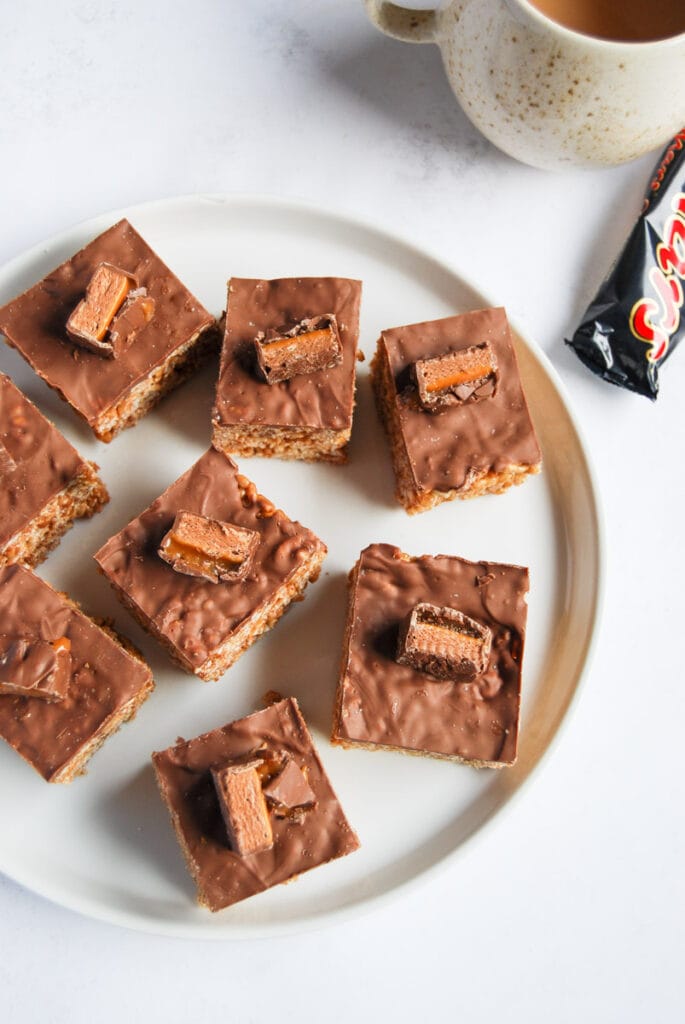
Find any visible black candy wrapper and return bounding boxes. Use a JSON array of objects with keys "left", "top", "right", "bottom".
[{"left": 567, "top": 130, "right": 685, "bottom": 400}]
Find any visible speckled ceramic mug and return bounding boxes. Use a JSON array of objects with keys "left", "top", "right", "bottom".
[{"left": 363, "top": 0, "right": 685, "bottom": 169}]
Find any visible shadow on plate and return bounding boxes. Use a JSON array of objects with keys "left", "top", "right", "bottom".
[
  {"left": 93, "top": 762, "right": 195, "bottom": 903},
  {"left": 151, "top": 351, "right": 220, "bottom": 449},
  {"left": 247, "top": 571, "right": 349, "bottom": 736},
  {"left": 316, "top": 372, "right": 397, "bottom": 512}
]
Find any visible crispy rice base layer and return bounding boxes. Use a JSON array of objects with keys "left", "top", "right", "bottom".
[
  {"left": 92, "top": 323, "right": 220, "bottom": 443},
  {"left": 212, "top": 422, "right": 351, "bottom": 463},
  {"left": 0, "top": 462, "right": 109, "bottom": 570}
]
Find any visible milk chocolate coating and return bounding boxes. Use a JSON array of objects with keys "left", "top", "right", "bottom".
[
  {"left": 0, "top": 372, "right": 86, "bottom": 550},
  {"left": 94, "top": 448, "right": 326, "bottom": 672},
  {"left": 212, "top": 278, "right": 361, "bottom": 431},
  {"left": 335, "top": 544, "right": 529, "bottom": 765},
  {"left": 380, "top": 308, "right": 541, "bottom": 493},
  {"left": 0, "top": 220, "right": 215, "bottom": 427},
  {"left": 152, "top": 697, "right": 360, "bottom": 911},
  {"left": 0, "top": 564, "right": 152, "bottom": 781}
]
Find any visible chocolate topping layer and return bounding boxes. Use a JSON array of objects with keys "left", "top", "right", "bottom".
[
  {"left": 0, "top": 372, "right": 86, "bottom": 548},
  {"left": 0, "top": 564, "right": 153, "bottom": 781},
  {"left": 152, "top": 697, "right": 360, "bottom": 911},
  {"left": 379, "top": 308, "right": 541, "bottom": 493},
  {"left": 0, "top": 220, "right": 215, "bottom": 426},
  {"left": 334, "top": 544, "right": 529, "bottom": 765},
  {"left": 213, "top": 278, "right": 361, "bottom": 431},
  {"left": 95, "top": 448, "right": 325, "bottom": 672}
]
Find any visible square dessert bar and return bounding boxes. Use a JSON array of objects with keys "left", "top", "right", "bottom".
[
  {"left": 212, "top": 277, "right": 362, "bottom": 462},
  {"left": 371, "top": 307, "right": 542, "bottom": 514},
  {"left": 0, "top": 564, "right": 154, "bottom": 782},
  {"left": 0, "top": 372, "right": 108, "bottom": 568},
  {"left": 331, "top": 544, "right": 530, "bottom": 768},
  {"left": 0, "top": 220, "right": 218, "bottom": 442},
  {"left": 94, "top": 447, "right": 327, "bottom": 681},
  {"left": 152, "top": 697, "right": 360, "bottom": 911}
]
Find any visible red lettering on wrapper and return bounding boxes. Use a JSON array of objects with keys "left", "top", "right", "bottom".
[
  {"left": 630, "top": 192, "right": 685, "bottom": 363},
  {"left": 656, "top": 211, "right": 685, "bottom": 279}
]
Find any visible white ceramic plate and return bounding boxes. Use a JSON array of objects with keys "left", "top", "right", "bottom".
[{"left": 0, "top": 195, "right": 603, "bottom": 938}]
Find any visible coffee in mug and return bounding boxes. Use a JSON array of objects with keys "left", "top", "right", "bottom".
[{"left": 527, "top": 0, "right": 685, "bottom": 43}]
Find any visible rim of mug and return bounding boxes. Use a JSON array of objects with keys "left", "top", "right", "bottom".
[{"left": 511, "top": 0, "right": 685, "bottom": 49}]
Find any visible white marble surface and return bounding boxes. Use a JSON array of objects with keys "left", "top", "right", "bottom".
[{"left": 0, "top": 2, "right": 682, "bottom": 1021}]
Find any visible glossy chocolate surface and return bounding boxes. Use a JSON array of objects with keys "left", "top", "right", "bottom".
[
  {"left": 0, "top": 564, "right": 152, "bottom": 781},
  {"left": 379, "top": 307, "right": 541, "bottom": 493},
  {"left": 335, "top": 544, "right": 529, "bottom": 765},
  {"left": 0, "top": 220, "right": 215, "bottom": 426},
  {"left": 213, "top": 277, "right": 361, "bottom": 431},
  {"left": 152, "top": 697, "right": 359, "bottom": 910},
  {"left": 95, "top": 448, "right": 325, "bottom": 672}
]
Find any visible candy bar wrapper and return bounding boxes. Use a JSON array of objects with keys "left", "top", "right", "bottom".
[{"left": 567, "top": 130, "right": 685, "bottom": 400}]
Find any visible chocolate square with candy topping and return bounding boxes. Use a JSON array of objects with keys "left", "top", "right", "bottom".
[
  {"left": 0, "top": 564, "right": 154, "bottom": 782},
  {"left": 332, "top": 544, "right": 530, "bottom": 768},
  {"left": 0, "top": 220, "right": 218, "bottom": 442},
  {"left": 370, "top": 307, "right": 541, "bottom": 514},
  {"left": 0, "top": 372, "right": 108, "bottom": 569},
  {"left": 94, "top": 447, "right": 327, "bottom": 681},
  {"left": 152, "top": 697, "right": 360, "bottom": 911},
  {"left": 212, "top": 277, "right": 361, "bottom": 462}
]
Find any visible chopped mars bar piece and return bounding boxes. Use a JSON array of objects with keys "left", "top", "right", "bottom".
[
  {"left": 212, "top": 277, "right": 361, "bottom": 462},
  {"left": 396, "top": 602, "right": 492, "bottom": 681},
  {"left": 262, "top": 756, "right": 316, "bottom": 816},
  {"left": 158, "top": 510, "right": 259, "bottom": 584},
  {"left": 370, "top": 307, "right": 541, "bottom": 514},
  {"left": 414, "top": 341, "right": 498, "bottom": 409},
  {"left": 152, "top": 697, "right": 360, "bottom": 911},
  {"left": 0, "top": 372, "right": 108, "bottom": 569},
  {"left": 108, "top": 291, "right": 156, "bottom": 348},
  {"left": 0, "top": 564, "right": 154, "bottom": 782},
  {"left": 0, "top": 634, "right": 71, "bottom": 702},
  {"left": 66, "top": 262, "right": 138, "bottom": 356},
  {"left": 0, "top": 220, "right": 219, "bottom": 442},
  {"left": 211, "top": 759, "right": 274, "bottom": 856},
  {"left": 95, "top": 447, "right": 327, "bottom": 681},
  {"left": 254, "top": 314, "right": 342, "bottom": 385},
  {"left": 332, "top": 544, "right": 530, "bottom": 768}
]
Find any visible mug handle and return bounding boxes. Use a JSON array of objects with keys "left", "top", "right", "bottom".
[{"left": 363, "top": 1, "right": 439, "bottom": 43}]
